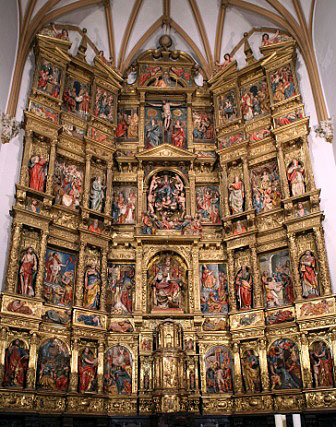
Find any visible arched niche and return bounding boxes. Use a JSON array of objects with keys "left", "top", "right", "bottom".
[
  {"left": 204, "top": 345, "right": 233, "bottom": 394},
  {"left": 309, "top": 339, "right": 334, "bottom": 388},
  {"left": 3, "top": 338, "right": 29, "bottom": 389},
  {"left": 104, "top": 345, "right": 133, "bottom": 395}
]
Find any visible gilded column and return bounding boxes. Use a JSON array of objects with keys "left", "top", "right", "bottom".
[
  {"left": 97, "top": 341, "right": 105, "bottom": 393},
  {"left": 100, "top": 248, "right": 108, "bottom": 311},
  {"left": 276, "top": 141, "right": 290, "bottom": 199},
  {"left": 35, "top": 230, "right": 48, "bottom": 298},
  {"left": 0, "top": 328, "right": 7, "bottom": 384},
  {"left": 135, "top": 241, "right": 143, "bottom": 313},
  {"left": 313, "top": 226, "right": 331, "bottom": 296},
  {"left": 300, "top": 333, "right": 312, "bottom": 388},
  {"left": 75, "top": 242, "right": 86, "bottom": 306},
  {"left": 45, "top": 138, "right": 57, "bottom": 194},
  {"left": 287, "top": 232, "right": 302, "bottom": 300},
  {"left": 232, "top": 343, "right": 243, "bottom": 393},
  {"left": 69, "top": 338, "right": 79, "bottom": 392},
  {"left": 250, "top": 244, "right": 262, "bottom": 308},
  {"left": 20, "top": 129, "right": 33, "bottom": 186},
  {"left": 104, "top": 163, "right": 113, "bottom": 216},
  {"left": 6, "top": 222, "right": 22, "bottom": 293},
  {"left": 137, "top": 168, "right": 144, "bottom": 221},
  {"left": 83, "top": 154, "right": 92, "bottom": 209},
  {"left": 188, "top": 169, "right": 196, "bottom": 217},
  {"left": 220, "top": 161, "right": 230, "bottom": 217},
  {"left": 227, "top": 249, "right": 236, "bottom": 312},
  {"left": 191, "top": 243, "right": 200, "bottom": 313},
  {"left": 242, "top": 156, "right": 252, "bottom": 210},
  {"left": 139, "top": 93, "right": 145, "bottom": 150},
  {"left": 26, "top": 332, "right": 38, "bottom": 390},
  {"left": 258, "top": 338, "right": 270, "bottom": 391},
  {"left": 187, "top": 94, "right": 193, "bottom": 150},
  {"left": 302, "top": 137, "right": 316, "bottom": 191},
  {"left": 331, "top": 329, "right": 336, "bottom": 384}
]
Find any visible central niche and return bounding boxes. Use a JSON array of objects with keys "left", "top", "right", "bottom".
[{"left": 148, "top": 251, "right": 188, "bottom": 313}]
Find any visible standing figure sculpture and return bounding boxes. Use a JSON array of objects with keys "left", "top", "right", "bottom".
[
  {"left": 90, "top": 176, "right": 105, "bottom": 212},
  {"left": 19, "top": 247, "right": 38, "bottom": 296},
  {"left": 229, "top": 176, "right": 245, "bottom": 214},
  {"left": 235, "top": 265, "right": 253, "bottom": 310},
  {"left": 78, "top": 347, "right": 98, "bottom": 393},
  {"left": 29, "top": 155, "right": 48, "bottom": 192},
  {"left": 3, "top": 339, "right": 29, "bottom": 388},
  {"left": 83, "top": 261, "right": 101, "bottom": 309},
  {"left": 148, "top": 100, "right": 184, "bottom": 132},
  {"left": 287, "top": 158, "right": 305, "bottom": 196},
  {"left": 299, "top": 250, "right": 319, "bottom": 298}
]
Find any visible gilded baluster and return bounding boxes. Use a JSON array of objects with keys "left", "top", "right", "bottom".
[
  {"left": 287, "top": 232, "right": 302, "bottom": 300},
  {"left": 250, "top": 244, "right": 262, "bottom": 308},
  {"left": 6, "top": 222, "right": 22, "bottom": 293},
  {"left": 258, "top": 338, "right": 270, "bottom": 391},
  {"left": 45, "top": 138, "right": 57, "bottom": 194},
  {"left": 69, "top": 338, "right": 79, "bottom": 392},
  {"left": 233, "top": 342, "right": 243, "bottom": 393},
  {"left": 100, "top": 248, "right": 108, "bottom": 311},
  {"left": 276, "top": 141, "right": 290, "bottom": 199},
  {"left": 26, "top": 332, "right": 38, "bottom": 390},
  {"left": 83, "top": 154, "right": 92, "bottom": 209},
  {"left": 242, "top": 156, "right": 252, "bottom": 210},
  {"left": 300, "top": 333, "right": 312, "bottom": 388},
  {"left": 313, "top": 226, "right": 331, "bottom": 295},
  {"left": 20, "top": 129, "right": 33, "bottom": 186},
  {"left": 227, "top": 249, "right": 236, "bottom": 312},
  {"left": 0, "top": 328, "right": 7, "bottom": 385},
  {"left": 75, "top": 242, "right": 86, "bottom": 306},
  {"left": 97, "top": 341, "right": 105, "bottom": 393},
  {"left": 35, "top": 230, "right": 48, "bottom": 298}
]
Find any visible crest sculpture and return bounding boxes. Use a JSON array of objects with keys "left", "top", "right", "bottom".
[{"left": 0, "top": 27, "right": 335, "bottom": 421}]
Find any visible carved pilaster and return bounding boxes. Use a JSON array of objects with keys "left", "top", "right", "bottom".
[
  {"left": 135, "top": 242, "right": 143, "bottom": 313},
  {"left": 242, "top": 156, "right": 252, "bottom": 210},
  {"left": 100, "top": 248, "right": 108, "bottom": 311},
  {"left": 70, "top": 338, "right": 79, "bottom": 392},
  {"left": 138, "top": 93, "right": 145, "bottom": 149},
  {"left": 188, "top": 170, "right": 196, "bottom": 217},
  {"left": 227, "top": 249, "right": 236, "bottom": 312},
  {"left": 220, "top": 162, "right": 230, "bottom": 217},
  {"left": 20, "top": 129, "right": 33, "bottom": 186},
  {"left": 233, "top": 343, "right": 243, "bottom": 393},
  {"left": 258, "top": 338, "right": 270, "bottom": 391},
  {"left": 6, "top": 222, "right": 22, "bottom": 293},
  {"left": 313, "top": 226, "right": 331, "bottom": 296},
  {"left": 191, "top": 243, "right": 200, "bottom": 313},
  {"left": 331, "top": 329, "right": 336, "bottom": 385},
  {"left": 45, "top": 138, "right": 57, "bottom": 194},
  {"left": 137, "top": 169, "right": 144, "bottom": 221},
  {"left": 35, "top": 230, "right": 48, "bottom": 298},
  {"left": 97, "top": 341, "right": 104, "bottom": 393},
  {"left": 75, "top": 242, "right": 86, "bottom": 306},
  {"left": 26, "top": 332, "right": 38, "bottom": 390},
  {"left": 104, "top": 163, "right": 113, "bottom": 216},
  {"left": 83, "top": 154, "right": 92, "bottom": 209},
  {"left": 302, "top": 137, "right": 316, "bottom": 191},
  {"left": 0, "top": 328, "right": 7, "bottom": 385},
  {"left": 250, "top": 244, "right": 262, "bottom": 308},
  {"left": 276, "top": 142, "right": 290, "bottom": 199},
  {"left": 287, "top": 232, "right": 302, "bottom": 300},
  {"left": 300, "top": 332, "right": 312, "bottom": 388}
]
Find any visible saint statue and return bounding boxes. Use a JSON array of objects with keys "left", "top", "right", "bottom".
[
  {"left": 235, "top": 265, "right": 253, "bottom": 310},
  {"left": 19, "top": 247, "right": 38, "bottom": 296},
  {"left": 145, "top": 118, "right": 162, "bottom": 148},
  {"left": 229, "top": 176, "right": 245, "bottom": 214},
  {"left": 90, "top": 176, "right": 105, "bottom": 212},
  {"left": 83, "top": 262, "right": 101, "bottom": 309},
  {"left": 29, "top": 155, "right": 48, "bottom": 192},
  {"left": 3, "top": 340, "right": 29, "bottom": 388},
  {"left": 78, "top": 347, "right": 98, "bottom": 393},
  {"left": 299, "top": 250, "right": 319, "bottom": 297},
  {"left": 171, "top": 120, "right": 186, "bottom": 148},
  {"left": 287, "top": 158, "right": 305, "bottom": 196}
]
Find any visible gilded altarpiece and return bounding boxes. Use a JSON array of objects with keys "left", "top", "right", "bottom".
[{"left": 1, "top": 30, "right": 336, "bottom": 419}]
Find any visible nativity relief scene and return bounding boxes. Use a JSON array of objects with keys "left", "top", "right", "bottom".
[{"left": 1, "top": 19, "right": 336, "bottom": 422}]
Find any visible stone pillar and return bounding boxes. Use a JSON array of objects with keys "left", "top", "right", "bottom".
[
  {"left": 242, "top": 156, "right": 252, "bottom": 210},
  {"left": 45, "top": 138, "right": 57, "bottom": 194},
  {"left": 83, "top": 154, "right": 92, "bottom": 209},
  {"left": 0, "top": 328, "right": 7, "bottom": 385},
  {"left": 287, "top": 232, "right": 302, "bottom": 300},
  {"left": 20, "top": 130, "right": 33, "bottom": 186},
  {"left": 104, "top": 163, "right": 113, "bottom": 216},
  {"left": 75, "top": 242, "right": 86, "bottom": 306},
  {"left": 313, "top": 226, "right": 331, "bottom": 296},
  {"left": 250, "top": 244, "right": 262, "bottom": 308},
  {"left": 6, "top": 222, "right": 22, "bottom": 293},
  {"left": 97, "top": 341, "right": 105, "bottom": 393},
  {"left": 100, "top": 248, "right": 108, "bottom": 311},
  {"left": 232, "top": 342, "right": 243, "bottom": 393},
  {"left": 276, "top": 142, "right": 290, "bottom": 199},
  {"left": 69, "top": 338, "right": 79, "bottom": 392},
  {"left": 35, "top": 230, "right": 48, "bottom": 298},
  {"left": 300, "top": 333, "right": 312, "bottom": 388},
  {"left": 220, "top": 161, "right": 230, "bottom": 217},
  {"left": 26, "top": 332, "right": 38, "bottom": 390},
  {"left": 302, "top": 137, "right": 316, "bottom": 192},
  {"left": 227, "top": 249, "right": 236, "bottom": 312},
  {"left": 258, "top": 338, "right": 270, "bottom": 391}
]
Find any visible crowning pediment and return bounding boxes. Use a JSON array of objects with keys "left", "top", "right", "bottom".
[{"left": 136, "top": 144, "right": 197, "bottom": 161}]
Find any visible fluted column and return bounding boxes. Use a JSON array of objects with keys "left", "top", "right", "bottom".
[
  {"left": 83, "top": 154, "right": 92, "bottom": 209},
  {"left": 104, "top": 163, "right": 113, "bottom": 216},
  {"left": 100, "top": 248, "right": 108, "bottom": 311},
  {"left": 35, "top": 230, "right": 48, "bottom": 298},
  {"left": 69, "top": 338, "right": 79, "bottom": 392},
  {"left": 313, "top": 226, "right": 331, "bottom": 296},
  {"left": 233, "top": 343, "right": 243, "bottom": 393},
  {"left": 135, "top": 242, "right": 143, "bottom": 313},
  {"left": 227, "top": 249, "right": 236, "bottom": 312},
  {"left": 242, "top": 156, "right": 252, "bottom": 210},
  {"left": 276, "top": 142, "right": 290, "bottom": 199},
  {"left": 45, "top": 138, "right": 57, "bottom": 194},
  {"left": 20, "top": 130, "right": 33, "bottom": 186},
  {"left": 287, "top": 232, "right": 302, "bottom": 300},
  {"left": 137, "top": 169, "right": 144, "bottom": 221},
  {"left": 220, "top": 162, "right": 230, "bottom": 217},
  {"left": 0, "top": 328, "right": 7, "bottom": 385},
  {"left": 250, "top": 244, "right": 262, "bottom": 308},
  {"left": 191, "top": 243, "right": 200, "bottom": 313},
  {"left": 75, "top": 242, "right": 86, "bottom": 306},
  {"left": 6, "top": 222, "right": 22, "bottom": 293},
  {"left": 300, "top": 333, "right": 312, "bottom": 388},
  {"left": 188, "top": 170, "right": 196, "bottom": 217},
  {"left": 258, "top": 338, "right": 270, "bottom": 391},
  {"left": 97, "top": 341, "right": 105, "bottom": 393},
  {"left": 26, "top": 332, "right": 38, "bottom": 390}
]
